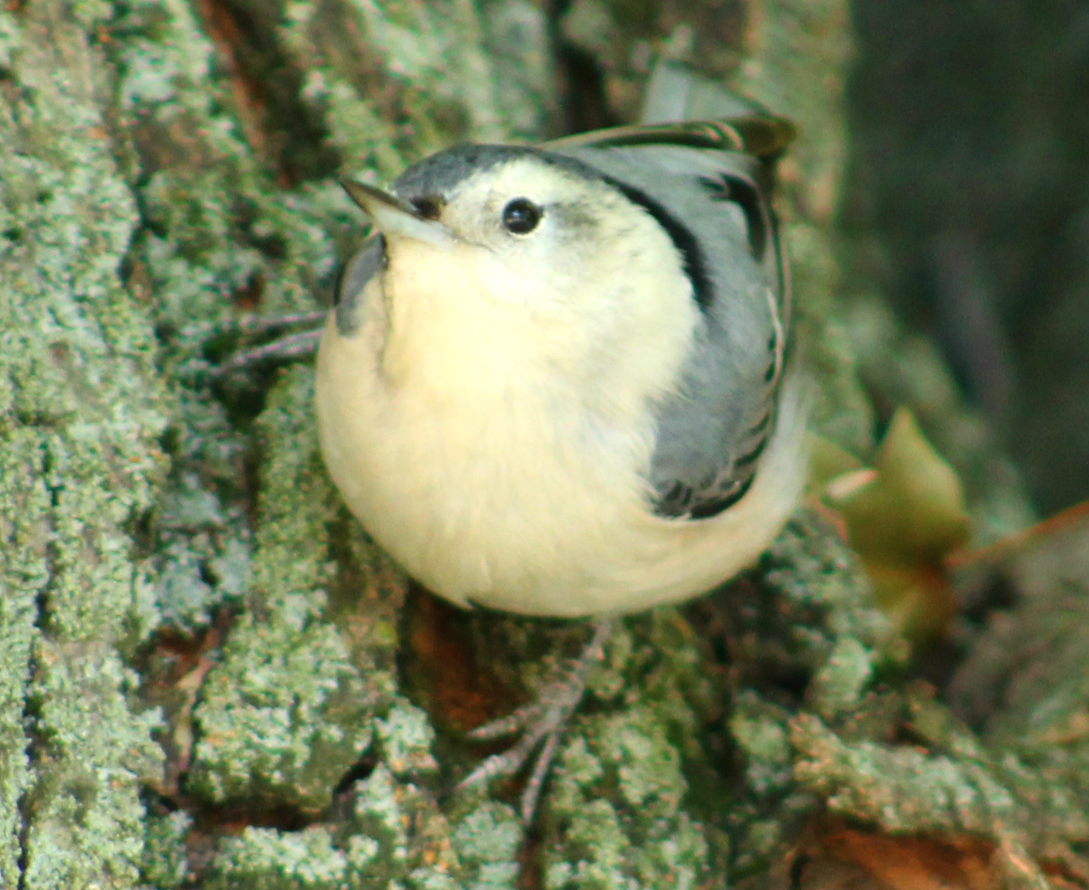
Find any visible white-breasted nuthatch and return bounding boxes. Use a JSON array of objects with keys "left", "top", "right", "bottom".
[{"left": 315, "top": 112, "right": 805, "bottom": 621}]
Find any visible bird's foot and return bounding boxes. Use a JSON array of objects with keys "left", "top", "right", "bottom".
[
  {"left": 208, "top": 310, "right": 325, "bottom": 379},
  {"left": 459, "top": 618, "right": 613, "bottom": 825}
]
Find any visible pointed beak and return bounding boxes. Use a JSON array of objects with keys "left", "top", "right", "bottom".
[{"left": 340, "top": 179, "right": 453, "bottom": 247}]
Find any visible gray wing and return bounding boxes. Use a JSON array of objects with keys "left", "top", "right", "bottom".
[
  {"left": 332, "top": 234, "right": 385, "bottom": 336},
  {"left": 552, "top": 122, "right": 791, "bottom": 520}
]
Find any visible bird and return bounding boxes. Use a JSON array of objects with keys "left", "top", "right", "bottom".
[{"left": 314, "top": 90, "right": 806, "bottom": 821}]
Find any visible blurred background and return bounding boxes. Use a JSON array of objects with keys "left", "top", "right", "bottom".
[{"left": 843, "top": 0, "right": 1089, "bottom": 514}]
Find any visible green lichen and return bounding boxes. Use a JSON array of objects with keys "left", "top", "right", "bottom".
[
  {"left": 951, "top": 579, "right": 1089, "bottom": 829},
  {"left": 700, "top": 515, "right": 901, "bottom": 872},
  {"left": 208, "top": 824, "right": 374, "bottom": 890},
  {"left": 449, "top": 802, "right": 523, "bottom": 890},
  {"left": 807, "top": 637, "right": 876, "bottom": 722},
  {"left": 277, "top": 0, "right": 529, "bottom": 179},
  {"left": 1, "top": 3, "right": 171, "bottom": 886},
  {"left": 245, "top": 368, "right": 336, "bottom": 594},
  {"left": 352, "top": 765, "right": 459, "bottom": 886},
  {"left": 141, "top": 810, "right": 193, "bottom": 889},
  {"left": 183, "top": 356, "right": 402, "bottom": 813},
  {"left": 375, "top": 699, "right": 440, "bottom": 778},
  {"left": 546, "top": 705, "right": 711, "bottom": 890},
  {"left": 187, "top": 368, "right": 379, "bottom": 812},
  {"left": 206, "top": 765, "right": 463, "bottom": 888},
  {"left": 731, "top": 696, "right": 795, "bottom": 796},
  {"left": 187, "top": 595, "right": 374, "bottom": 810},
  {"left": 112, "top": 0, "right": 273, "bottom": 634},
  {"left": 22, "top": 646, "right": 164, "bottom": 889},
  {"left": 0, "top": 433, "right": 42, "bottom": 887},
  {"left": 528, "top": 616, "right": 720, "bottom": 890},
  {"left": 791, "top": 707, "right": 1085, "bottom": 884}
]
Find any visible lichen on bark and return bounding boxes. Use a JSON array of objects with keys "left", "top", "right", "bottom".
[{"left": 2, "top": 0, "right": 1082, "bottom": 888}]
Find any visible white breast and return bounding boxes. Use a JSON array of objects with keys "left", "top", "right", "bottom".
[
  {"left": 315, "top": 306, "right": 654, "bottom": 613},
  {"left": 315, "top": 240, "right": 805, "bottom": 617}
]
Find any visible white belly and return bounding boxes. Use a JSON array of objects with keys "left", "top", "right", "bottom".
[{"left": 315, "top": 313, "right": 805, "bottom": 617}]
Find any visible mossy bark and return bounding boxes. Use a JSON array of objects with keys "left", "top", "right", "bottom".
[{"left": 1, "top": 1, "right": 1081, "bottom": 888}]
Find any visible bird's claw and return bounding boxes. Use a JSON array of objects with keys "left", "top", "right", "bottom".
[{"left": 458, "top": 619, "right": 612, "bottom": 825}]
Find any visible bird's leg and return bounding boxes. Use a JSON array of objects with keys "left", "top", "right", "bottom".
[
  {"left": 234, "top": 309, "right": 328, "bottom": 336},
  {"left": 210, "top": 328, "right": 322, "bottom": 379},
  {"left": 208, "top": 310, "right": 326, "bottom": 379},
  {"left": 459, "top": 618, "right": 613, "bottom": 825}
]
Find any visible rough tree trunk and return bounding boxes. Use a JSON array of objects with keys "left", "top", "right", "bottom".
[{"left": 1, "top": 1, "right": 1085, "bottom": 888}]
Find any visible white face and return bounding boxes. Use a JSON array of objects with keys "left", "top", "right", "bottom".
[
  {"left": 368, "top": 153, "right": 701, "bottom": 414},
  {"left": 393, "top": 156, "right": 667, "bottom": 315}
]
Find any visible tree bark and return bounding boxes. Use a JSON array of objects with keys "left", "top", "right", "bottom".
[{"left": 1, "top": 1, "right": 1082, "bottom": 888}]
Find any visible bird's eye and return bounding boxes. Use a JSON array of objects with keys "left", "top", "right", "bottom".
[
  {"left": 501, "top": 198, "right": 542, "bottom": 234},
  {"left": 410, "top": 195, "right": 444, "bottom": 220}
]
